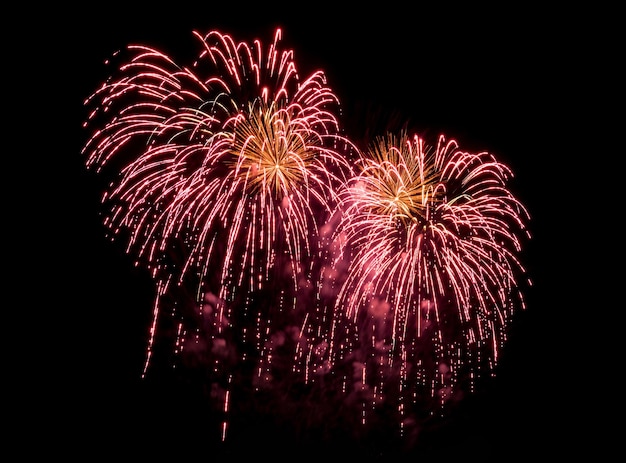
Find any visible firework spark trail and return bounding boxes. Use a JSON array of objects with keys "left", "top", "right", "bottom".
[
  {"left": 81, "top": 28, "right": 356, "bottom": 436},
  {"left": 313, "top": 130, "right": 531, "bottom": 431}
]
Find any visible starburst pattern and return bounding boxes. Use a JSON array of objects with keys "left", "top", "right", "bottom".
[
  {"left": 81, "top": 29, "right": 354, "bottom": 438},
  {"left": 307, "top": 130, "right": 531, "bottom": 432}
]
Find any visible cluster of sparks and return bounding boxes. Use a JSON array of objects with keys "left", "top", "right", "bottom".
[{"left": 82, "top": 27, "right": 531, "bottom": 443}]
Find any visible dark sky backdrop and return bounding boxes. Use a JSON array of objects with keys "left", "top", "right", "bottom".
[{"left": 50, "top": 2, "right": 602, "bottom": 460}]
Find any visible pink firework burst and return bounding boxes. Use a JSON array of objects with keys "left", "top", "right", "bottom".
[
  {"left": 312, "top": 130, "right": 532, "bottom": 434},
  {"left": 81, "top": 28, "right": 354, "bottom": 434}
]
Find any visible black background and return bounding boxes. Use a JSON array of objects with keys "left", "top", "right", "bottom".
[{"left": 32, "top": 2, "right": 612, "bottom": 460}]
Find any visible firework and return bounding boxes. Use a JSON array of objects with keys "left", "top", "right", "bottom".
[
  {"left": 81, "top": 28, "right": 354, "bottom": 436},
  {"left": 312, "top": 130, "right": 531, "bottom": 433},
  {"left": 81, "top": 26, "right": 532, "bottom": 448}
]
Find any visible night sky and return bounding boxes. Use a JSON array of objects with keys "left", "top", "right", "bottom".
[{"left": 39, "top": 2, "right": 604, "bottom": 460}]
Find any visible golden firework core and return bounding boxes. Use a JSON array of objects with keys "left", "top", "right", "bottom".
[
  {"left": 229, "top": 99, "right": 314, "bottom": 198},
  {"left": 365, "top": 132, "right": 443, "bottom": 225}
]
